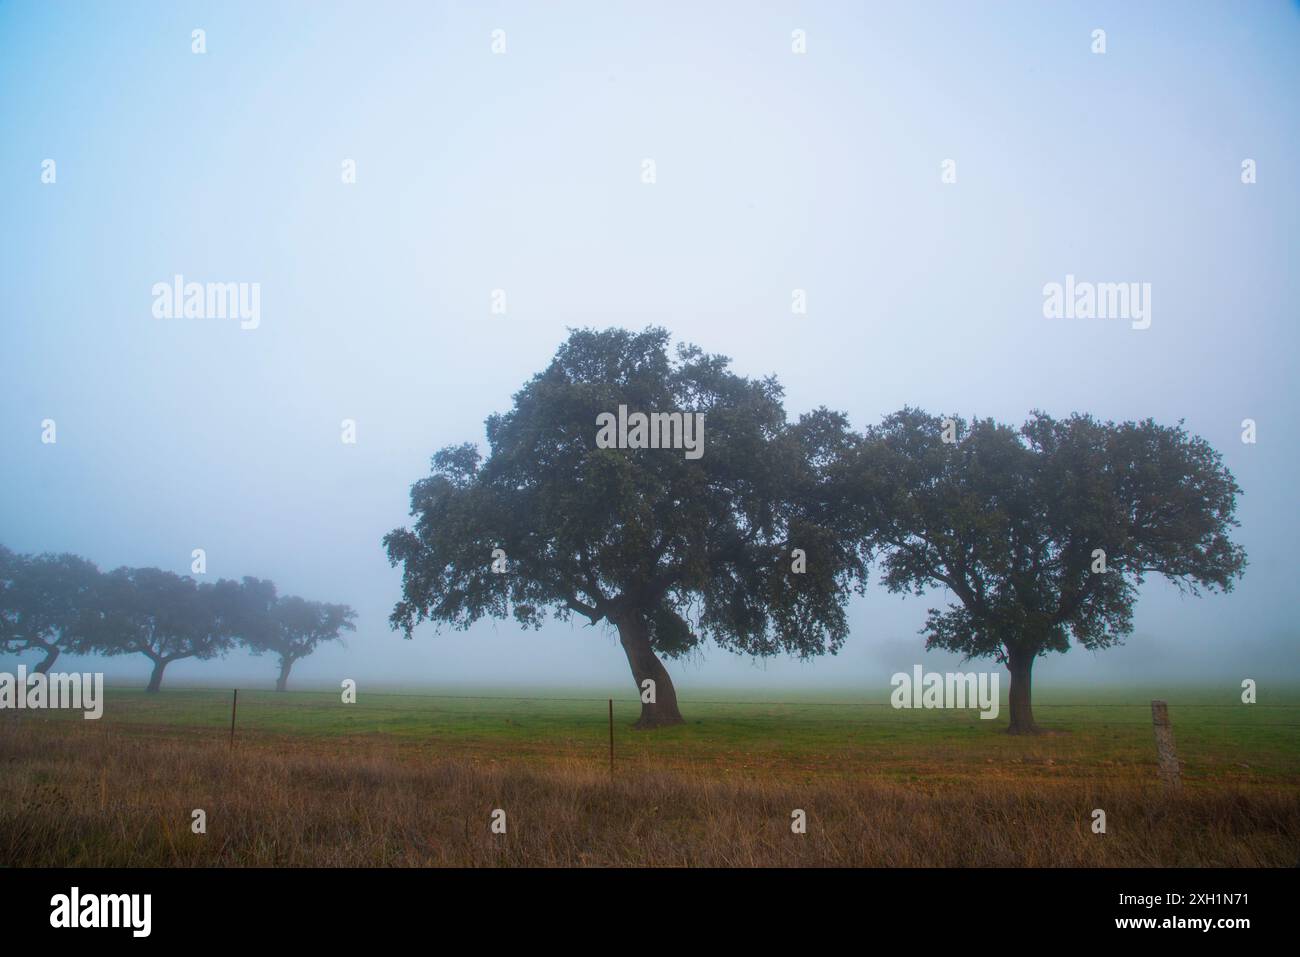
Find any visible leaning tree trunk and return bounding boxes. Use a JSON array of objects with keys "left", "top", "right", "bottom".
[
  {"left": 275, "top": 656, "right": 295, "bottom": 692},
  {"left": 615, "top": 612, "right": 684, "bottom": 729},
  {"left": 145, "top": 657, "right": 169, "bottom": 694},
  {"left": 1006, "top": 648, "right": 1040, "bottom": 734},
  {"left": 32, "top": 642, "right": 60, "bottom": 675}
]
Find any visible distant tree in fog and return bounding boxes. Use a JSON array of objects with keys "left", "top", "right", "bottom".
[
  {"left": 237, "top": 587, "right": 356, "bottom": 691},
  {"left": 0, "top": 545, "right": 101, "bottom": 674},
  {"left": 86, "top": 568, "right": 244, "bottom": 692}
]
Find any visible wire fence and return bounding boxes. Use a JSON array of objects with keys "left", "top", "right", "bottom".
[
  {"left": 9, "top": 686, "right": 1298, "bottom": 779},
  {"left": 85, "top": 684, "right": 1300, "bottom": 708},
  {"left": 11, "top": 685, "right": 1292, "bottom": 770}
]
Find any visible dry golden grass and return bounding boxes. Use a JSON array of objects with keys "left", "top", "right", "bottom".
[{"left": 2, "top": 719, "right": 1296, "bottom": 867}]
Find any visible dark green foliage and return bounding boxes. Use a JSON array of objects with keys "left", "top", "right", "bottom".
[
  {"left": 843, "top": 407, "right": 1247, "bottom": 730},
  {"left": 0, "top": 546, "right": 101, "bottom": 673},
  {"left": 385, "top": 327, "right": 867, "bottom": 716}
]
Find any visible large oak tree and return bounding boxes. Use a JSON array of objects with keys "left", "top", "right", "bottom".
[
  {"left": 385, "top": 327, "right": 865, "bottom": 727},
  {"left": 843, "top": 408, "right": 1246, "bottom": 733}
]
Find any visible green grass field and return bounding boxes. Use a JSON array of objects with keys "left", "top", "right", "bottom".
[
  {"left": 21, "top": 683, "right": 1300, "bottom": 787},
  {"left": 6, "top": 684, "right": 1298, "bottom": 866}
]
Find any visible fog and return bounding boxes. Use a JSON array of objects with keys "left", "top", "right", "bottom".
[{"left": 2, "top": 1, "right": 1297, "bottom": 693}]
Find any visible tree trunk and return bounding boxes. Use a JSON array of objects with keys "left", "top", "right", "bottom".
[
  {"left": 275, "top": 656, "right": 294, "bottom": 692},
  {"left": 1006, "top": 648, "right": 1040, "bottom": 734},
  {"left": 32, "top": 643, "right": 59, "bottom": 675},
  {"left": 145, "top": 657, "right": 169, "bottom": 694},
  {"left": 615, "top": 612, "right": 684, "bottom": 729}
]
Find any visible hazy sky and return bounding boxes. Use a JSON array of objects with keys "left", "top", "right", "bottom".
[{"left": 2, "top": 1, "right": 1297, "bottom": 693}]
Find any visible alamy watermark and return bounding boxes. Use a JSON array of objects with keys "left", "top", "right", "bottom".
[
  {"left": 1042, "top": 274, "right": 1151, "bottom": 330},
  {"left": 152, "top": 274, "right": 260, "bottom": 330},
  {"left": 50, "top": 887, "right": 150, "bottom": 937},
  {"left": 595, "top": 405, "right": 705, "bottom": 460},
  {"left": 890, "top": 665, "right": 999, "bottom": 720},
  {"left": 0, "top": 667, "right": 104, "bottom": 719}
]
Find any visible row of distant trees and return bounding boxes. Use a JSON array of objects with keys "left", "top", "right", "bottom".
[{"left": 0, "top": 546, "right": 355, "bottom": 692}]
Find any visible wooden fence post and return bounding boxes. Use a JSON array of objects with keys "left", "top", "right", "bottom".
[
  {"left": 1150, "top": 699, "right": 1181, "bottom": 790},
  {"left": 229, "top": 689, "right": 238, "bottom": 750},
  {"left": 608, "top": 698, "right": 614, "bottom": 774}
]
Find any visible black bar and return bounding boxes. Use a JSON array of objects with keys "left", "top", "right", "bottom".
[{"left": 1, "top": 867, "right": 1284, "bottom": 943}]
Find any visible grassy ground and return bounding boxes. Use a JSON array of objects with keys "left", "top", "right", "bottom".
[
  {"left": 20, "top": 684, "right": 1300, "bottom": 785},
  {"left": 3, "top": 686, "right": 1297, "bottom": 865}
]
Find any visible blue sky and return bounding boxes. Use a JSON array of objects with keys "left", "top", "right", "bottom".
[{"left": 1, "top": 1, "right": 1297, "bottom": 691}]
